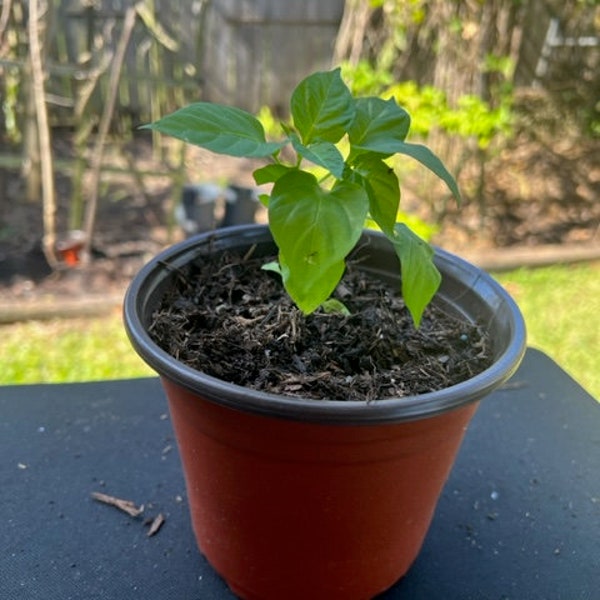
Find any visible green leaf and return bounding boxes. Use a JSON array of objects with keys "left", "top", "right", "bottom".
[
  {"left": 269, "top": 170, "right": 369, "bottom": 314},
  {"left": 143, "top": 102, "right": 284, "bottom": 158},
  {"left": 321, "top": 298, "right": 351, "bottom": 316},
  {"left": 390, "top": 223, "right": 441, "bottom": 327},
  {"left": 391, "top": 141, "right": 462, "bottom": 203},
  {"left": 291, "top": 137, "right": 346, "bottom": 179},
  {"left": 253, "top": 164, "right": 293, "bottom": 185},
  {"left": 261, "top": 261, "right": 282, "bottom": 275},
  {"left": 351, "top": 154, "right": 400, "bottom": 235},
  {"left": 348, "top": 97, "right": 411, "bottom": 158},
  {"left": 291, "top": 68, "right": 355, "bottom": 145},
  {"left": 352, "top": 131, "right": 462, "bottom": 203},
  {"left": 278, "top": 252, "right": 345, "bottom": 316}
]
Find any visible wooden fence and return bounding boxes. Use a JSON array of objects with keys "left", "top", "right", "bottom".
[
  {"left": 47, "top": 0, "right": 204, "bottom": 127},
  {"left": 199, "top": 0, "right": 345, "bottom": 114},
  {"left": 0, "top": 0, "right": 345, "bottom": 135},
  {"left": 2, "top": 0, "right": 596, "bottom": 134}
]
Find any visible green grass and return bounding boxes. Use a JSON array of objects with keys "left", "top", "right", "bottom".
[
  {"left": 493, "top": 262, "right": 599, "bottom": 399},
  {"left": 0, "top": 310, "right": 154, "bottom": 384},
  {"left": 0, "top": 262, "right": 598, "bottom": 399}
]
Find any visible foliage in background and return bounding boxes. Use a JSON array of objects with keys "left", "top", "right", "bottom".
[
  {"left": 0, "top": 0, "right": 196, "bottom": 253},
  {"left": 532, "top": 1, "right": 600, "bottom": 137},
  {"left": 336, "top": 0, "right": 599, "bottom": 139},
  {"left": 334, "top": 0, "right": 599, "bottom": 222},
  {"left": 338, "top": 59, "right": 515, "bottom": 219},
  {"left": 341, "top": 60, "right": 514, "bottom": 149}
]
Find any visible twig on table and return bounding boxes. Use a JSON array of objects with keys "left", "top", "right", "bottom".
[
  {"left": 146, "top": 513, "right": 166, "bottom": 537},
  {"left": 91, "top": 491, "right": 144, "bottom": 517}
]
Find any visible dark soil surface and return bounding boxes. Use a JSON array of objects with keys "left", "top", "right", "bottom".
[{"left": 150, "top": 249, "right": 493, "bottom": 401}]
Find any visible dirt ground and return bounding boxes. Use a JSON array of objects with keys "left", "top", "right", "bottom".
[{"left": 0, "top": 131, "right": 598, "bottom": 310}]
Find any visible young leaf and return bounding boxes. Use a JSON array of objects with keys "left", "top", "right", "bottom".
[
  {"left": 348, "top": 97, "right": 411, "bottom": 158},
  {"left": 143, "top": 103, "right": 284, "bottom": 158},
  {"left": 261, "top": 261, "right": 282, "bottom": 275},
  {"left": 253, "top": 164, "right": 293, "bottom": 185},
  {"left": 269, "top": 170, "right": 369, "bottom": 314},
  {"left": 390, "top": 141, "right": 462, "bottom": 203},
  {"left": 321, "top": 298, "right": 351, "bottom": 316},
  {"left": 279, "top": 253, "right": 346, "bottom": 316},
  {"left": 291, "top": 137, "right": 346, "bottom": 179},
  {"left": 352, "top": 134, "right": 462, "bottom": 203},
  {"left": 390, "top": 223, "right": 441, "bottom": 327},
  {"left": 350, "top": 154, "right": 400, "bottom": 236},
  {"left": 291, "top": 68, "right": 355, "bottom": 145}
]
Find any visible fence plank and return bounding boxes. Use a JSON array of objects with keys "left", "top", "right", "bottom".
[{"left": 200, "top": 0, "right": 344, "bottom": 113}]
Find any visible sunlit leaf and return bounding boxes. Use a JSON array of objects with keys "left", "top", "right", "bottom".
[
  {"left": 351, "top": 154, "right": 400, "bottom": 235},
  {"left": 291, "top": 137, "right": 346, "bottom": 179},
  {"left": 269, "top": 170, "right": 369, "bottom": 313},
  {"left": 253, "top": 163, "right": 292, "bottom": 185},
  {"left": 391, "top": 141, "right": 462, "bottom": 203},
  {"left": 348, "top": 97, "right": 410, "bottom": 157},
  {"left": 143, "top": 103, "right": 284, "bottom": 157},
  {"left": 261, "top": 261, "right": 282, "bottom": 275},
  {"left": 321, "top": 298, "right": 351, "bottom": 316},
  {"left": 291, "top": 68, "right": 355, "bottom": 145},
  {"left": 390, "top": 223, "right": 441, "bottom": 327}
]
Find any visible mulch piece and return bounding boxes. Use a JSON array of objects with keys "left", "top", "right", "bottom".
[
  {"left": 91, "top": 491, "right": 144, "bottom": 517},
  {"left": 92, "top": 491, "right": 166, "bottom": 537},
  {"left": 146, "top": 513, "right": 165, "bottom": 537}
]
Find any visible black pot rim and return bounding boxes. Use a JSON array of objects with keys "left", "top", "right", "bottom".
[{"left": 123, "top": 224, "right": 527, "bottom": 425}]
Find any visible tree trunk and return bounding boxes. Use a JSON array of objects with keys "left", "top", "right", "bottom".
[
  {"left": 22, "top": 70, "right": 41, "bottom": 204},
  {"left": 28, "top": 0, "right": 58, "bottom": 267}
]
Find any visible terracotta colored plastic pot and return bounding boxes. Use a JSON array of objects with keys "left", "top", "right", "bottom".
[
  {"left": 124, "top": 225, "right": 526, "bottom": 599},
  {"left": 56, "top": 230, "right": 86, "bottom": 266}
]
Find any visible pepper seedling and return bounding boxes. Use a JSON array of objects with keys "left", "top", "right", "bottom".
[{"left": 144, "top": 68, "right": 460, "bottom": 326}]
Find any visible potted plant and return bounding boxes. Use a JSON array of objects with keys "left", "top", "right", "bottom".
[{"left": 124, "top": 68, "right": 526, "bottom": 599}]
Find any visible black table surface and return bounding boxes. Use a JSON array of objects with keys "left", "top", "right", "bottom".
[{"left": 1, "top": 348, "right": 599, "bottom": 599}]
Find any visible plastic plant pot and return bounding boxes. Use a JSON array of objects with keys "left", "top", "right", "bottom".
[
  {"left": 124, "top": 224, "right": 526, "bottom": 600},
  {"left": 176, "top": 183, "right": 222, "bottom": 236},
  {"left": 220, "top": 185, "right": 259, "bottom": 228},
  {"left": 56, "top": 230, "right": 86, "bottom": 266}
]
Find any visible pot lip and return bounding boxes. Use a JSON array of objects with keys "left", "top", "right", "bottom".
[{"left": 124, "top": 224, "right": 527, "bottom": 425}]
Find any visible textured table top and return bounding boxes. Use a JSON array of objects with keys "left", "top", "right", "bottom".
[{"left": 2, "top": 348, "right": 598, "bottom": 599}]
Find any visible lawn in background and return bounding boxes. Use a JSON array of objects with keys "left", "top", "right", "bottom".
[
  {"left": 0, "top": 262, "right": 598, "bottom": 399},
  {"left": 0, "top": 310, "right": 154, "bottom": 384},
  {"left": 494, "top": 261, "right": 599, "bottom": 399}
]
